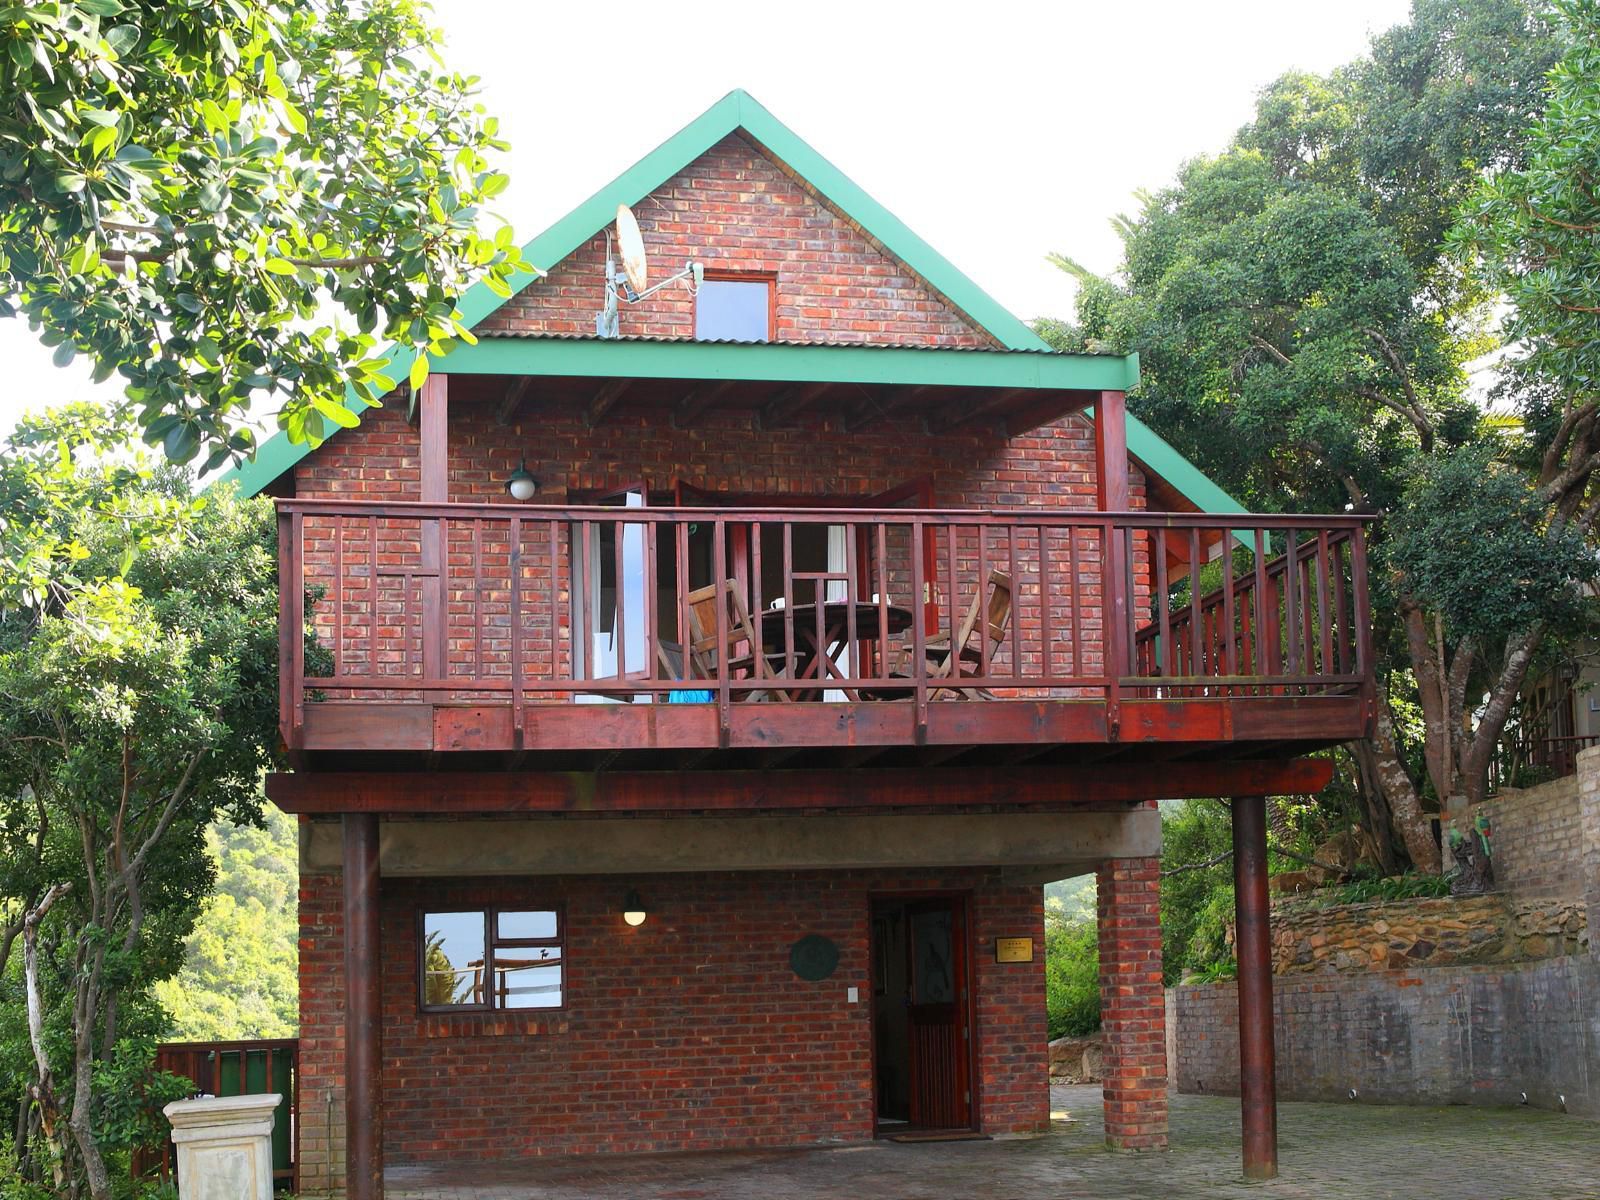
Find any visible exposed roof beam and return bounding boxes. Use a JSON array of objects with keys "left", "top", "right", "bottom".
[
  {"left": 673, "top": 379, "right": 737, "bottom": 427},
  {"left": 585, "top": 378, "right": 633, "bottom": 427},
  {"left": 844, "top": 384, "right": 936, "bottom": 432},
  {"left": 758, "top": 381, "right": 831, "bottom": 430},
  {"left": 930, "top": 387, "right": 1033, "bottom": 435},
  {"left": 496, "top": 377, "right": 533, "bottom": 426}
]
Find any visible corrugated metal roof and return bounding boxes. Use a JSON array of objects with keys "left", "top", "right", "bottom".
[{"left": 478, "top": 330, "right": 1073, "bottom": 356}]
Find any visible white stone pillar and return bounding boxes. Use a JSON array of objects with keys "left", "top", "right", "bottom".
[{"left": 164, "top": 1093, "right": 282, "bottom": 1200}]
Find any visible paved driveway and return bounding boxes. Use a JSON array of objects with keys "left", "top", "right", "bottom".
[{"left": 387, "top": 1085, "right": 1600, "bottom": 1200}]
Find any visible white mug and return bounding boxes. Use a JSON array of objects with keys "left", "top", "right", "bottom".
[{"left": 770, "top": 597, "right": 785, "bottom": 610}]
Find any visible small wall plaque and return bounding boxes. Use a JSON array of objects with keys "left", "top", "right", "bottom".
[
  {"left": 995, "top": 937, "right": 1033, "bottom": 963},
  {"left": 790, "top": 934, "right": 840, "bottom": 981}
]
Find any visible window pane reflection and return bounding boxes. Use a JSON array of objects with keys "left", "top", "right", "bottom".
[
  {"left": 493, "top": 953, "right": 563, "bottom": 1008},
  {"left": 423, "top": 912, "right": 485, "bottom": 1006},
  {"left": 496, "top": 910, "right": 558, "bottom": 940}
]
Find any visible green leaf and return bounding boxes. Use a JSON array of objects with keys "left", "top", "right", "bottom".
[
  {"left": 264, "top": 258, "right": 297, "bottom": 275},
  {"left": 408, "top": 353, "right": 429, "bottom": 391},
  {"left": 78, "top": 0, "right": 125, "bottom": 15}
]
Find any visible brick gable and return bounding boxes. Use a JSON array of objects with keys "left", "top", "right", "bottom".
[{"left": 478, "top": 133, "right": 996, "bottom": 347}]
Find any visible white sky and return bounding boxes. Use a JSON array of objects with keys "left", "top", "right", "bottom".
[{"left": 0, "top": 0, "right": 1414, "bottom": 439}]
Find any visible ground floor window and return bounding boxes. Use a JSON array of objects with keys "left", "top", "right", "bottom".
[{"left": 420, "top": 908, "right": 564, "bottom": 1011}]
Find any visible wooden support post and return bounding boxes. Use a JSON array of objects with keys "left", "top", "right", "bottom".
[
  {"left": 418, "top": 374, "right": 448, "bottom": 679},
  {"left": 1232, "top": 794, "right": 1278, "bottom": 1180},
  {"left": 343, "top": 813, "right": 383, "bottom": 1200},
  {"left": 1096, "top": 390, "right": 1131, "bottom": 723}
]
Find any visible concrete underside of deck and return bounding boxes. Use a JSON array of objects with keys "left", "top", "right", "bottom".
[{"left": 383, "top": 1084, "right": 1598, "bottom": 1200}]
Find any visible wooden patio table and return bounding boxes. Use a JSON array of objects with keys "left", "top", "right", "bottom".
[{"left": 755, "top": 600, "right": 914, "bottom": 701}]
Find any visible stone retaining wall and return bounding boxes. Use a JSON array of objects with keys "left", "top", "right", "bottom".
[
  {"left": 1270, "top": 893, "right": 1585, "bottom": 974},
  {"left": 1475, "top": 774, "right": 1585, "bottom": 900},
  {"left": 1169, "top": 955, "right": 1600, "bottom": 1118}
]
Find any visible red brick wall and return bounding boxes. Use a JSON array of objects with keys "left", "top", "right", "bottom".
[
  {"left": 478, "top": 133, "right": 994, "bottom": 348},
  {"left": 296, "top": 863, "right": 1047, "bottom": 1191},
  {"left": 1096, "top": 854, "right": 1168, "bottom": 1149}
]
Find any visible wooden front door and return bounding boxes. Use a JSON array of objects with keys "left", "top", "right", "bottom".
[{"left": 904, "top": 897, "right": 972, "bottom": 1129}]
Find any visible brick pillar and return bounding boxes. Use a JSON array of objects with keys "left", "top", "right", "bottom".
[
  {"left": 1097, "top": 855, "right": 1168, "bottom": 1149},
  {"left": 297, "top": 866, "right": 346, "bottom": 1197}
]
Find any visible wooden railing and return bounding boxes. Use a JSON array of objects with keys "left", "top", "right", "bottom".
[
  {"left": 277, "top": 500, "right": 1373, "bottom": 750},
  {"left": 1133, "top": 526, "right": 1366, "bottom": 695},
  {"left": 135, "top": 1038, "right": 298, "bottom": 1190}
]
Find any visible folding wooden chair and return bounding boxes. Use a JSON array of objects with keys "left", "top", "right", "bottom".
[
  {"left": 920, "top": 568, "right": 1013, "bottom": 699},
  {"left": 684, "top": 579, "right": 789, "bottom": 702}
]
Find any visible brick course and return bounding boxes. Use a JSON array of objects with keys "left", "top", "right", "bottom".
[{"left": 297, "top": 864, "right": 1048, "bottom": 1195}]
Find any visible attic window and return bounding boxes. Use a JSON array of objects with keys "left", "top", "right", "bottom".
[{"left": 695, "top": 272, "right": 774, "bottom": 343}]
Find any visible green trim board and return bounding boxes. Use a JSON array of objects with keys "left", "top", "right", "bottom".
[
  {"left": 218, "top": 88, "right": 1239, "bottom": 516},
  {"left": 431, "top": 335, "right": 1138, "bottom": 392}
]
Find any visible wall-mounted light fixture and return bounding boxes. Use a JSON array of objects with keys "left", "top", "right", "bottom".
[
  {"left": 505, "top": 459, "right": 540, "bottom": 501},
  {"left": 622, "top": 889, "right": 647, "bottom": 927}
]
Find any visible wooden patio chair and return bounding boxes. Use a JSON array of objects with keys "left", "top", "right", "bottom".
[
  {"left": 684, "top": 579, "right": 790, "bottom": 702},
  {"left": 919, "top": 568, "right": 1013, "bottom": 699}
]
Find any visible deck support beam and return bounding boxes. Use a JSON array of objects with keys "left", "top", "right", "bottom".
[
  {"left": 342, "top": 813, "right": 383, "bottom": 1200},
  {"left": 1232, "top": 794, "right": 1278, "bottom": 1180}
]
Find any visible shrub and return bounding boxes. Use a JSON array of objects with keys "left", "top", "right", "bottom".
[{"left": 1044, "top": 913, "right": 1101, "bottom": 1039}]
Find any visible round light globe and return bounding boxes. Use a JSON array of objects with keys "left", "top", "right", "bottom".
[
  {"left": 505, "top": 460, "right": 539, "bottom": 501},
  {"left": 623, "top": 909, "right": 647, "bottom": 927}
]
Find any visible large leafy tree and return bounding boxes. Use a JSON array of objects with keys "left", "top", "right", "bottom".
[
  {"left": 0, "top": 0, "right": 529, "bottom": 470},
  {"left": 0, "top": 405, "right": 281, "bottom": 1198},
  {"left": 1048, "top": 0, "right": 1590, "bottom": 866}
]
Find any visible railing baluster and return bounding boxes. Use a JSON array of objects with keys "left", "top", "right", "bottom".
[
  {"left": 875, "top": 523, "right": 889, "bottom": 681},
  {"left": 1006, "top": 524, "right": 1018, "bottom": 683},
  {"left": 510, "top": 517, "right": 522, "bottom": 744},
  {"left": 1316, "top": 531, "right": 1333, "bottom": 681},
  {"left": 976, "top": 525, "right": 989, "bottom": 685},
  {"left": 333, "top": 516, "right": 344, "bottom": 678},
  {"left": 368, "top": 515, "right": 378, "bottom": 679},
  {"left": 1221, "top": 526, "right": 1238, "bottom": 690},
  {"left": 548, "top": 518, "right": 559, "bottom": 687},
  {"left": 783, "top": 523, "right": 796, "bottom": 681},
  {"left": 1333, "top": 533, "right": 1351, "bottom": 675},
  {"left": 1188, "top": 527, "right": 1203, "bottom": 679},
  {"left": 1037, "top": 524, "right": 1051, "bottom": 686},
  {"left": 613, "top": 513, "right": 626, "bottom": 681},
  {"left": 645, "top": 520, "right": 659, "bottom": 692},
  {"left": 1068, "top": 524, "right": 1081, "bottom": 679},
  {"left": 676, "top": 519, "right": 690, "bottom": 686},
  {"left": 713, "top": 518, "right": 730, "bottom": 739},
  {"left": 1154, "top": 527, "right": 1171, "bottom": 680},
  {"left": 580, "top": 521, "right": 593, "bottom": 687},
  {"left": 1253, "top": 529, "right": 1270, "bottom": 688},
  {"left": 845, "top": 522, "right": 858, "bottom": 682},
  {"left": 911, "top": 518, "right": 928, "bottom": 740},
  {"left": 472, "top": 519, "right": 483, "bottom": 680}
]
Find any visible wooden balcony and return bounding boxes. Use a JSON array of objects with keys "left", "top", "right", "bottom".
[{"left": 276, "top": 500, "right": 1374, "bottom": 771}]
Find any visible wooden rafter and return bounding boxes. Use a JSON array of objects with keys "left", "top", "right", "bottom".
[
  {"left": 758, "top": 381, "right": 831, "bottom": 430},
  {"left": 844, "top": 384, "right": 936, "bottom": 432},
  {"left": 930, "top": 387, "right": 1032, "bottom": 435},
  {"left": 585, "top": 378, "right": 633, "bottom": 427},
  {"left": 673, "top": 379, "right": 737, "bottom": 427},
  {"left": 496, "top": 377, "right": 534, "bottom": 426}
]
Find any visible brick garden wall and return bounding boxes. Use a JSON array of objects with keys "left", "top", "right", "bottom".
[
  {"left": 296, "top": 863, "right": 1048, "bottom": 1194},
  {"left": 1474, "top": 774, "right": 1586, "bottom": 899}
]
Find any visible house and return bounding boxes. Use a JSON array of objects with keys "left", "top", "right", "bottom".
[{"left": 231, "top": 91, "right": 1374, "bottom": 1197}]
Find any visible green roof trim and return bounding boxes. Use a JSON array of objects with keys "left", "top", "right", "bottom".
[
  {"left": 219, "top": 88, "right": 1239, "bottom": 515},
  {"left": 432, "top": 336, "right": 1138, "bottom": 391}
]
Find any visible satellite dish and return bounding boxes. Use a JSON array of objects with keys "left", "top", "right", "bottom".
[{"left": 615, "top": 204, "right": 648, "bottom": 295}]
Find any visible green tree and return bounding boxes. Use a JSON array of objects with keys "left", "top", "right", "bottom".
[
  {"left": 0, "top": 404, "right": 281, "bottom": 1198},
  {"left": 1046, "top": 0, "right": 1593, "bottom": 852},
  {"left": 1455, "top": 0, "right": 1600, "bottom": 399},
  {"left": 0, "top": 0, "right": 530, "bottom": 469},
  {"left": 1043, "top": 911, "right": 1099, "bottom": 1040},
  {"left": 152, "top": 805, "right": 298, "bottom": 1041}
]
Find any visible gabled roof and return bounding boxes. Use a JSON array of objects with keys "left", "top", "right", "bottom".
[{"left": 220, "top": 89, "right": 1242, "bottom": 515}]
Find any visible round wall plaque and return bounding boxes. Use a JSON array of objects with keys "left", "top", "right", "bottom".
[{"left": 789, "top": 934, "right": 840, "bottom": 981}]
